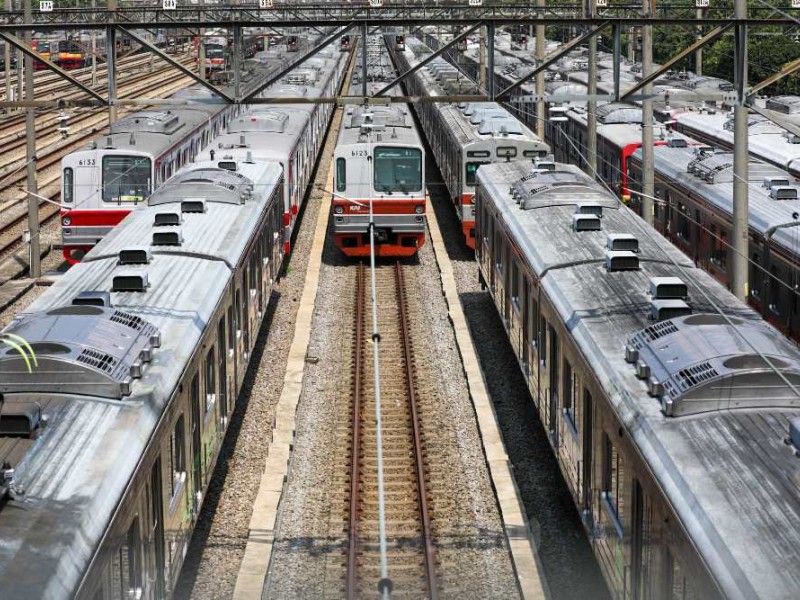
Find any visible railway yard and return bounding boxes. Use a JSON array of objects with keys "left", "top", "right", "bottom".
[{"left": 2, "top": 8, "right": 800, "bottom": 600}]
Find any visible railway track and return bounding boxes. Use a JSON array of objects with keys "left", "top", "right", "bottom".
[{"left": 345, "top": 261, "right": 437, "bottom": 599}]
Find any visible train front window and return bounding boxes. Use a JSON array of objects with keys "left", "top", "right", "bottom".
[
  {"left": 373, "top": 146, "right": 422, "bottom": 193},
  {"left": 466, "top": 161, "right": 490, "bottom": 187},
  {"left": 102, "top": 155, "right": 151, "bottom": 203}
]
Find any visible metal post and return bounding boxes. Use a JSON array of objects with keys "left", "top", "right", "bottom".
[
  {"left": 91, "top": 0, "right": 97, "bottom": 87},
  {"left": 24, "top": 0, "right": 40, "bottom": 278},
  {"left": 487, "top": 22, "right": 495, "bottom": 100},
  {"left": 627, "top": 26, "right": 635, "bottom": 63},
  {"left": 233, "top": 25, "right": 241, "bottom": 100},
  {"left": 4, "top": 0, "right": 10, "bottom": 112},
  {"left": 199, "top": 0, "right": 206, "bottom": 81},
  {"left": 362, "top": 22, "right": 368, "bottom": 99},
  {"left": 732, "top": 0, "right": 749, "bottom": 300},
  {"left": 586, "top": 0, "right": 597, "bottom": 175},
  {"left": 479, "top": 24, "right": 486, "bottom": 91},
  {"left": 107, "top": 0, "right": 117, "bottom": 124},
  {"left": 695, "top": 7, "right": 703, "bottom": 76},
  {"left": 641, "top": 0, "right": 654, "bottom": 223},
  {"left": 535, "top": 2, "right": 545, "bottom": 138},
  {"left": 15, "top": 0, "right": 22, "bottom": 113},
  {"left": 613, "top": 23, "right": 621, "bottom": 101}
]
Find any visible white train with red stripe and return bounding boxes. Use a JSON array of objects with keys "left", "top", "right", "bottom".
[{"left": 331, "top": 35, "right": 426, "bottom": 257}]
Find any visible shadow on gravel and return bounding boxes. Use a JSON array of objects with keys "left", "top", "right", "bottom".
[
  {"left": 174, "top": 288, "right": 282, "bottom": 600},
  {"left": 460, "top": 290, "right": 610, "bottom": 600}
]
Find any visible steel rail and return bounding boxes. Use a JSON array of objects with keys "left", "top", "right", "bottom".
[
  {"left": 394, "top": 261, "right": 438, "bottom": 600},
  {"left": 346, "top": 262, "right": 366, "bottom": 600}
]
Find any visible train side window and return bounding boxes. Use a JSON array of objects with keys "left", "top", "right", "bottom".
[
  {"left": 63, "top": 167, "right": 74, "bottom": 203},
  {"left": 118, "top": 518, "right": 142, "bottom": 599},
  {"left": 602, "top": 433, "right": 625, "bottom": 538},
  {"left": 751, "top": 252, "right": 761, "bottom": 299},
  {"left": 769, "top": 266, "right": 782, "bottom": 316},
  {"left": 676, "top": 203, "right": 690, "bottom": 241},
  {"left": 665, "top": 548, "right": 702, "bottom": 600},
  {"left": 539, "top": 316, "right": 547, "bottom": 365},
  {"left": 711, "top": 228, "right": 728, "bottom": 271},
  {"left": 530, "top": 295, "right": 539, "bottom": 352},
  {"left": 563, "top": 359, "right": 577, "bottom": 435},
  {"left": 205, "top": 347, "right": 216, "bottom": 415},
  {"left": 336, "top": 158, "right": 347, "bottom": 192},
  {"left": 511, "top": 261, "right": 520, "bottom": 310},
  {"left": 169, "top": 414, "right": 186, "bottom": 499}
]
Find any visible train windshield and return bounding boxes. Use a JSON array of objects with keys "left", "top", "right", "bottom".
[
  {"left": 206, "top": 45, "right": 225, "bottom": 59},
  {"left": 373, "top": 147, "right": 422, "bottom": 193},
  {"left": 102, "top": 155, "right": 152, "bottom": 203},
  {"left": 465, "top": 161, "right": 490, "bottom": 186}
]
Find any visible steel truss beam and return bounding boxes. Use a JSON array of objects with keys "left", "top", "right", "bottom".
[
  {"left": 241, "top": 23, "right": 357, "bottom": 104},
  {"left": 374, "top": 22, "right": 482, "bottom": 97},
  {"left": 621, "top": 22, "right": 734, "bottom": 102},
  {"left": 495, "top": 21, "right": 610, "bottom": 101},
  {"left": 119, "top": 26, "right": 233, "bottom": 103},
  {"left": 0, "top": 32, "right": 106, "bottom": 103}
]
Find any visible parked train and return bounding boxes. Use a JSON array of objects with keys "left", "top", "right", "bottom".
[
  {"left": 61, "top": 34, "right": 341, "bottom": 264},
  {"left": 32, "top": 37, "right": 86, "bottom": 70},
  {"left": 390, "top": 35, "right": 550, "bottom": 248},
  {"left": 0, "top": 156, "right": 286, "bottom": 599},
  {"left": 195, "top": 45, "right": 348, "bottom": 254},
  {"left": 476, "top": 159, "right": 800, "bottom": 600},
  {"left": 626, "top": 141, "right": 800, "bottom": 341},
  {"left": 332, "top": 36, "right": 426, "bottom": 257}
]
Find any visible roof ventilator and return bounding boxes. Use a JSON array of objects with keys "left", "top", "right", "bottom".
[
  {"left": 181, "top": 199, "right": 206, "bottom": 214},
  {"left": 650, "top": 277, "right": 688, "bottom": 300},
  {"left": 606, "top": 233, "right": 639, "bottom": 253},
  {"left": 763, "top": 177, "right": 790, "bottom": 189},
  {"left": 72, "top": 290, "right": 112, "bottom": 308},
  {"left": 605, "top": 250, "right": 639, "bottom": 271},
  {"left": 118, "top": 247, "right": 152, "bottom": 265},
  {"left": 112, "top": 271, "right": 149, "bottom": 292},
  {"left": 573, "top": 214, "right": 601, "bottom": 231},
  {"left": 651, "top": 298, "right": 691, "bottom": 321},
  {"left": 575, "top": 202, "right": 603, "bottom": 218},
  {"left": 770, "top": 186, "right": 798, "bottom": 200},
  {"left": 154, "top": 211, "right": 181, "bottom": 226},
  {"left": 152, "top": 229, "right": 183, "bottom": 246}
]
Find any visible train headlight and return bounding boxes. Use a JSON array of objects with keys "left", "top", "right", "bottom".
[
  {"left": 470, "top": 196, "right": 476, "bottom": 204},
  {"left": 415, "top": 205, "right": 424, "bottom": 214},
  {"left": 334, "top": 206, "right": 344, "bottom": 214},
  {"left": 62, "top": 217, "right": 71, "bottom": 226}
]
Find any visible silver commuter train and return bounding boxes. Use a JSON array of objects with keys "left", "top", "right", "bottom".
[
  {"left": 476, "top": 160, "right": 800, "bottom": 599},
  {"left": 0, "top": 157, "right": 285, "bottom": 599},
  {"left": 389, "top": 35, "right": 550, "bottom": 248}
]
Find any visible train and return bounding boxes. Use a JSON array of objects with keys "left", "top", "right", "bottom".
[
  {"left": 195, "top": 44, "right": 349, "bottom": 254},
  {"left": 0, "top": 155, "right": 285, "bottom": 599},
  {"left": 475, "top": 158, "right": 800, "bottom": 600},
  {"left": 32, "top": 37, "right": 86, "bottom": 70},
  {"left": 332, "top": 36, "right": 426, "bottom": 257},
  {"left": 390, "top": 35, "right": 550, "bottom": 248},
  {"left": 61, "top": 34, "right": 338, "bottom": 264}
]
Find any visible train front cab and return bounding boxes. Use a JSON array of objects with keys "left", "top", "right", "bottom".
[
  {"left": 475, "top": 187, "right": 722, "bottom": 600},
  {"left": 332, "top": 144, "right": 426, "bottom": 257}
]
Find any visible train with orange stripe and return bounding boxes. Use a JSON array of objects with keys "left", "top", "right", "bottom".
[{"left": 332, "top": 35, "right": 426, "bottom": 257}]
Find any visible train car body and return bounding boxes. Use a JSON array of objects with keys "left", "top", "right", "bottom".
[
  {"left": 60, "top": 55, "right": 291, "bottom": 264},
  {"left": 391, "top": 36, "right": 549, "bottom": 248},
  {"left": 476, "top": 159, "right": 800, "bottom": 600},
  {"left": 332, "top": 37, "right": 426, "bottom": 257},
  {"left": 627, "top": 143, "right": 800, "bottom": 340},
  {"left": 0, "top": 158, "right": 285, "bottom": 599},
  {"left": 195, "top": 47, "right": 348, "bottom": 254}
]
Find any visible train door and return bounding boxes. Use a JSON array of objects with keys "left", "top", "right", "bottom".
[
  {"left": 548, "top": 325, "right": 559, "bottom": 446},
  {"left": 582, "top": 390, "right": 593, "bottom": 516},
  {"left": 521, "top": 279, "right": 531, "bottom": 373},
  {"left": 218, "top": 319, "right": 229, "bottom": 427},
  {"left": 67, "top": 153, "right": 102, "bottom": 207},
  {"left": 190, "top": 374, "right": 202, "bottom": 513},
  {"left": 149, "top": 459, "right": 166, "bottom": 598},
  {"left": 631, "top": 479, "right": 645, "bottom": 599}
]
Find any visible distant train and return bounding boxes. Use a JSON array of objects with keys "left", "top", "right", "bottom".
[
  {"left": 32, "top": 38, "right": 86, "bottom": 70},
  {"left": 476, "top": 159, "right": 800, "bottom": 600},
  {"left": 390, "top": 35, "right": 550, "bottom": 248},
  {"left": 332, "top": 36, "right": 426, "bottom": 257}
]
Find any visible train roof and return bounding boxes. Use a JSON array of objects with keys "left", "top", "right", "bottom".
[
  {"left": 632, "top": 144, "right": 800, "bottom": 257},
  {"left": 477, "top": 160, "right": 800, "bottom": 599},
  {"left": 0, "top": 159, "right": 281, "bottom": 597}
]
